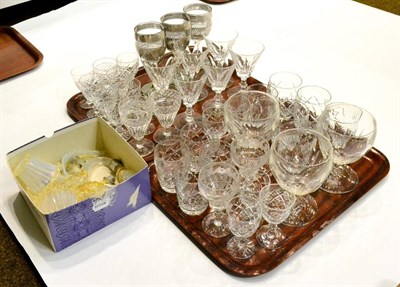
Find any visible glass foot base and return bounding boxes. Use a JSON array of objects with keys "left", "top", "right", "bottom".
[
  {"left": 201, "top": 98, "right": 225, "bottom": 111},
  {"left": 173, "top": 112, "right": 202, "bottom": 130},
  {"left": 227, "top": 236, "right": 256, "bottom": 259},
  {"left": 202, "top": 212, "right": 230, "bottom": 238},
  {"left": 128, "top": 138, "right": 154, "bottom": 157},
  {"left": 283, "top": 195, "right": 318, "bottom": 227},
  {"left": 153, "top": 127, "right": 181, "bottom": 144},
  {"left": 197, "top": 87, "right": 209, "bottom": 102},
  {"left": 321, "top": 164, "right": 359, "bottom": 194},
  {"left": 256, "top": 225, "right": 286, "bottom": 250}
]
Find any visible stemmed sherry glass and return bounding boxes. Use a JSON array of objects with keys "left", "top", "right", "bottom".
[
  {"left": 151, "top": 89, "right": 182, "bottom": 144},
  {"left": 173, "top": 65, "right": 208, "bottom": 129},
  {"left": 256, "top": 184, "right": 296, "bottom": 249},
  {"left": 198, "top": 161, "right": 239, "bottom": 238},
  {"left": 201, "top": 53, "right": 235, "bottom": 110},
  {"left": 317, "top": 102, "right": 376, "bottom": 194},
  {"left": 226, "top": 195, "right": 262, "bottom": 259},
  {"left": 227, "top": 37, "right": 265, "bottom": 97},
  {"left": 119, "top": 97, "right": 154, "bottom": 157}
]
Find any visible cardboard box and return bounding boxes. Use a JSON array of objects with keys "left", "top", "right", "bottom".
[{"left": 6, "top": 117, "right": 152, "bottom": 252}]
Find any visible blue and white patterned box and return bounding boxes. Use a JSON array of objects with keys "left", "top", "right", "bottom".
[{"left": 7, "top": 117, "right": 152, "bottom": 252}]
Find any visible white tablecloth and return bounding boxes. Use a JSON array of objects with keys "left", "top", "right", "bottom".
[{"left": 1, "top": 0, "right": 399, "bottom": 286}]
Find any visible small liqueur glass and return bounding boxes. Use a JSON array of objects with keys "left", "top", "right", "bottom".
[
  {"left": 198, "top": 162, "right": 239, "bottom": 238},
  {"left": 226, "top": 195, "right": 262, "bottom": 259},
  {"left": 180, "top": 121, "right": 208, "bottom": 173},
  {"left": 256, "top": 183, "right": 296, "bottom": 250}
]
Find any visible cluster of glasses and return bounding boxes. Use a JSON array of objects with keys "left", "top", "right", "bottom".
[
  {"left": 152, "top": 72, "right": 376, "bottom": 260},
  {"left": 70, "top": 51, "right": 151, "bottom": 151},
  {"left": 70, "top": 3, "right": 377, "bottom": 260}
]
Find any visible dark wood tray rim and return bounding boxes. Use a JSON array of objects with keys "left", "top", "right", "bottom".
[{"left": 0, "top": 26, "right": 44, "bottom": 81}]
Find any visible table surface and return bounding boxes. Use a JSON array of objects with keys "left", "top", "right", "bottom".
[{"left": 1, "top": 0, "right": 399, "bottom": 286}]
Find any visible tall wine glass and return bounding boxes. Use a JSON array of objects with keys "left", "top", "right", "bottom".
[
  {"left": 183, "top": 3, "right": 212, "bottom": 52},
  {"left": 296, "top": 85, "right": 332, "bottom": 128},
  {"left": 256, "top": 184, "right": 296, "bottom": 249},
  {"left": 151, "top": 88, "right": 182, "bottom": 144},
  {"left": 226, "top": 195, "right": 262, "bottom": 259},
  {"left": 227, "top": 37, "right": 265, "bottom": 97},
  {"left": 317, "top": 102, "right": 376, "bottom": 194},
  {"left": 202, "top": 53, "right": 235, "bottom": 110},
  {"left": 269, "top": 128, "right": 333, "bottom": 227},
  {"left": 173, "top": 66, "right": 208, "bottom": 129},
  {"left": 160, "top": 12, "right": 191, "bottom": 53},
  {"left": 198, "top": 162, "right": 239, "bottom": 238}
]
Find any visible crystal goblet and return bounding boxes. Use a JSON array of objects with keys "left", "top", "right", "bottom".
[
  {"left": 224, "top": 90, "right": 280, "bottom": 141},
  {"left": 226, "top": 195, "right": 262, "bottom": 259},
  {"left": 269, "top": 128, "right": 333, "bottom": 227},
  {"left": 198, "top": 161, "right": 239, "bottom": 238},
  {"left": 317, "top": 102, "right": 376, "bottom": 194},
  {"left": 256, "top": 183, "right": 296, "bottom": 249}
]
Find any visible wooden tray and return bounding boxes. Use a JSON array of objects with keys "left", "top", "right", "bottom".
[
  {"left": 0, "top": 26, "right": 43, "bottom": 81},
  {"left": 66, "top": 68, "right": 390, "bottom": 277}
]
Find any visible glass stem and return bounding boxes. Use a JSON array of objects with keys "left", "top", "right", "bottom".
[
  {"left": 240, "top": 78, "right": 248, "bottom": 90},
  {"left": 185, "top": 106, "right": 194, "bottom": 122},
  {"left": 214, "top": 92, "right": 222, "bottom": 106}
]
